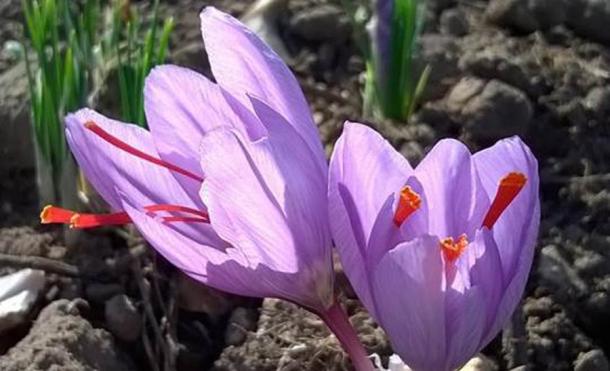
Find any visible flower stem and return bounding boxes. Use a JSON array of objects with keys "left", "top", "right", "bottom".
[{"left": 319, "top": 301, "right": 375, "bottom": 371}]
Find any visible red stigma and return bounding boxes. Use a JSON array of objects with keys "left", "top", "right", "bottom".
[
  {"left": 70, "top": 212, "right": 132, "bottom": 228},
  {"left": 144, "top": 204, "right": 209, "bottom": 220},
  {"left": 84, "top": 121, "right": 204, "bottom": 182},
  {"left": 40, "top": 203, "right": 210, "bottom": 229},
  {"left": 41, "top": 206, "right": 132, "bottom": 229},
  {"left": 40, "top": 206, "right": 76, "bottom": 224},
  {"left": 393, "top": 186, "right": 421, "bottom": 227},
  {"left": 161, "top": 216, "right": 209, "bottom": 224},
  {"left": 482, "top": 172, "right": 527, "bottom": 229}
]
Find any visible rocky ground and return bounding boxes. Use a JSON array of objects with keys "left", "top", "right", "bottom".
[{"left": 0, "top": 0, "right": 609, "bottom": 370}]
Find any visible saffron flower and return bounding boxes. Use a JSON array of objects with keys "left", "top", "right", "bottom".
[
  {"left": 329, "top": 123, "right": 540, "bottom": 371},
  {"left": 41, "top": 8, "right": 374, "bottom": 370}
]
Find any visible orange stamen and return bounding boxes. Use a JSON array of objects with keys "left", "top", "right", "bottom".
[
  {"left": 40, "top": 206, "right": 76, "bottom": 224},
  {"left": 482, "top": 172, "right": 527, "bottom": 229},
  {"left": 84, "top": 121, "right": 204, "bottom": 182},
  {"left": 70, "top": 212, "right": 132, "bottom": 229},
  {"left": 440, "top": 234, "right": 468, "bottom": 262},
  {"left": 393, "top": 186, "right": 421, "bottom": 227}
]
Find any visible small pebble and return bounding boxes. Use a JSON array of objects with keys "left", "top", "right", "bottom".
[
  {"left": 105, "top": 294, "right": 141, "bottom": 342},
  {"left": 574, "top": 349, "right": 610, "bottom": 371}
]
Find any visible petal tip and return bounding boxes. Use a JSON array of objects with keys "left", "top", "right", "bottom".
[
  {"left": 65, "top": 108, "right": 99, "bottom": 131},
  {"left": 436, "top": 137, "right": 472, "bottom": 152},
  {"left": 341, "top": 121, "right": 380, "bottom": 139},
  {"left": 200, "top": 6, "right": 228, "bottom": 26}
]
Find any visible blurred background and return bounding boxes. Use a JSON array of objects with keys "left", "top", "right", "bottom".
[{"left": 0, "top": 0, "right": 609, "bottom": 370}]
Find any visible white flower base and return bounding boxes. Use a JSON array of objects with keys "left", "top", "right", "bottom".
[{"left": 372, "top": 353, "right": 498, "bottom": 371}]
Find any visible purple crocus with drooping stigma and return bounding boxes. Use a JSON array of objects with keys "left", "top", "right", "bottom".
[
  {"left": 329, "top": 123, "right": 540, "bottom": 371},
  {"left": 40, "top": 8, "right": 374, "bottom": 370}
]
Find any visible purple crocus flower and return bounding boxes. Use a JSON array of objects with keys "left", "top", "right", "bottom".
[
  {"left": 41, "top": 9, "right": 376, "bottom": 370},
  {"left": 329, "top": 123, "right": 540, "bottom": 371},
  {"left": 41, "top": 7, "right": 334, "bottom": 312}
]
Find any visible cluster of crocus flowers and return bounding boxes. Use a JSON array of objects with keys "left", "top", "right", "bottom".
[
  {"left": 365, "top": 0, "right": 428, "bottom": 120},
  {"left": 329, "top": 123, "right": 540, "bottom": 371},
  {"left": 39, "top": 6, "right": 541, "bottom": 371},
  {"left": 41, "top": 8, "right": 373, "bottom": 371}
]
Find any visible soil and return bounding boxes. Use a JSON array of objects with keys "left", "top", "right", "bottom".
[
  {"left": 0, "top": 0, "right": 609, "bottom": 370},
  {"left": 213, "top": 297, "right": 391, "bottom": 371},
  {"left": 0, "top": 299, "right": 135, "bottom": 371}
]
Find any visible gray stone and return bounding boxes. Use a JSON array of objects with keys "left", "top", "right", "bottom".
[
  {"left": 224, "top": 307, "right": 258, "bottom": 346},
  {"left": 584, "top": 87, "right": 610, "bottom": 117},
  {"left": 460, "top": 354, "right": 499, "bottom": 370},
  {"left": 440, "top": 8, "right": 469, "bottom": 36},
  {"left": 522, "top": 295, "right": 597, "bottom": 370},
  {"left": 0, "top": 0, "right": 23, "bottom": 22},
  {"left": 487, "top": 0, "right": 610, "bottom": 43},
  {"left": 0, "top": 299, "right": 134, "bottom": 371},
  {"left": 0, "top": 269, "right": 45, "bottom": 333},
  {"left": 447, "top": 78, "right": 533, "bottom": 142},
  {"left": 574, "top": 251, "right": 608, "bottom": 277},
  {"left": 289, "top": 5, "right": 351, "bottom": 43},
  {"left": 446, "top": 77, "right": 487, "bottom": 112},
  {"left": 567, "top": 0, "right": 610, "bottom": 44},
  {"left": 418, "top": 34, "right": 461, "bottom": 100},
  {"left": 502, "top": 306, "right": 528, "bottom": 369},
  {"left": 486, "top": 0, "right": 568, "bottom": 32},
  {"left": 104, "top": 294, "right": 141, "bottom": 342},
  {"left": 574, "top": 349, "right": 610, "bottom": 371},
  {"left": 537, "top": 245, "right": 588, "bottom": 297},
  {"left": 585, "top": 290, "right": 610, "bottom": 321},
  {"left": 177, "top": 273, "right": 234, "bottom": 319},
  {"left": 459, "top": 47, "right": 546, "bottom": 97}
]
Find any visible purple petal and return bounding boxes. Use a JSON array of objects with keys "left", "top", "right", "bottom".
[
  {"left": 144, "top": 65, "right": 264, "bottom": 199},
  {"left": 199, "top": 109, "right": 332, "bottom": 309},
  {"left": 371, "top": 236, "right": 447, "bottom": 371},
  {"left": 444, "top": 229, "right": 503, "bottom": 368},
  {"left": 65, "top": 109, "right": 126, "bottom": 210},
  {"left": 444, "top": 285, "right": 486, "bottom": 370},
  {"left": 415, "top": 139, "right": 489, "bottom": 239},
  {"left": 249, "top": 95, "right": 327, "bottom": 178},
  {"left": 459, "top": 229, "right": 504, "bottom": 338},
  {"left": 200, "top": 130, "right": 300, "bottom": 271},
  {"left": 473, "top": 136, "right": 540, "bottom": 345},
  {"left": 248, "top": 96, "right": 331, "bottom": 263},
  {"left": 473, "top": 136, "right": 540, "bottom": 279},
  {"left": 121, "top": 192, "right": 320, "bottom": 304},
  {"left": 65, "top": 109, "right": 221, "bottom": 246},
  {"left": 483, "top": 206, "right": 538, "bottom": 345},
  {"left": 119, "top": 190, "right": 227, "bottom": 277},
  {"left": 328, "top": 122, "right": 413, "bottom": 311},
  {"left": 200, "top": 7, "right": 326, "bottom": 170}
]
